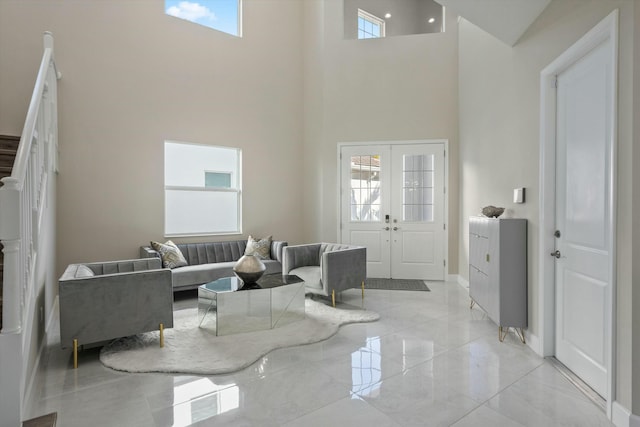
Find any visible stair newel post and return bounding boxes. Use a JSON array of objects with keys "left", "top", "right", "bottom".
[{"left": 0, "top": 178, "right": 23, "bottom": 333}]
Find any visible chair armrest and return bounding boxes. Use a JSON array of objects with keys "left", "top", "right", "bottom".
[
  {"left": 321, "top": 246, "right": 367, "bottom": 293},
  {"left": 270, "top": 240, "right": 288, "bottom": 263},
  {"left": 59, "top": 267, "right": 173, "bottom": 349},
  {"left": 282, "top": 244, "right": 321, "bottom": 274},
  {"left": 140, "top": 246, "right": 160, "bottom": 259}
]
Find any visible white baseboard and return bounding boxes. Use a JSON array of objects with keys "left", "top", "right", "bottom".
[
  {"left": 457, "top": 275, "right": 469, "bottom": 288},
  {"left": 612, "top": 401, "right": 640, "bottom": 427},
  {"left": 446, "top": 274, "right": 459, "bottom": 283},
  {"left": 23, "top": 296, "right": 59, "bottom": 417},
  {"left": 524, "top": 330, "right": 542, "bottom": 356}
]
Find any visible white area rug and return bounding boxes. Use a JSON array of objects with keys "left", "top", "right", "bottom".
[{"left": 100, "top": 299, "right": 379, "bottom": 375}]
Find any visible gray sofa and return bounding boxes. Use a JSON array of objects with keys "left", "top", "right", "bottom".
[
  {"left": 59, "top": 258, "right": 173, "bottom": 367},
  {"left": 282, "top": 243, "right": 367, "bottom": 306},
  {"left": 140, "top": 239, "right": 288, "bottom": 291}
]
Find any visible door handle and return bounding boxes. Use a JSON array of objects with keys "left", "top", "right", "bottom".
[
  {"left": 550, "top": 250, "right": 561, "bottom": 258},
  {"left": 393, "top": 226, "right": 400, "bottom": 231},
  {"left": 383, "top": 227, "right": 390, "bottom": 231}
]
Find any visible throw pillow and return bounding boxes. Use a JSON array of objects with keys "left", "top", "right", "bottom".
[
  {"left": 244, "top": 235, "right": 272, "bottom": 259},
  {"left": 150, "top": 240, "right": 188, "bottom": 269}
]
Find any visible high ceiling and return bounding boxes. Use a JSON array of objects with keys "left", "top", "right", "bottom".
[{"left": 435, "top": 0, "right": 552, "bottom": 46}]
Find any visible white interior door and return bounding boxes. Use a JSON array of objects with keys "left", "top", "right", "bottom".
[
  {"left": 390, "top": 144, "right": 445, "bottom": 280},
  {"left": 340, "top": 145, "right": 391, "bottom": 278},
  {"left": 341, "top": 142, "right": 445, "bottom": 280},
  {"left": 554, "top": 37, "right": 612, "bottom": 398}
]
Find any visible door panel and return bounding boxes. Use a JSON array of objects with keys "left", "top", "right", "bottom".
[
  {"left": 390, "top": 144, "right": 444, "bottom": 280},
  {"left": 555, "top": 38, "right": 611, "bottom": 397},
  {"left": 341, "top": 146, "right": 391, "bottom": 278}
]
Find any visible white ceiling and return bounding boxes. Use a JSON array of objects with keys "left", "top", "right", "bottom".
[{"left": 435, "top": 0, "right": 552, "bottom": 46}]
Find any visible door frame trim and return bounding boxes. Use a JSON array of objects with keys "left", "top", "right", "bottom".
[
  {"left": 337, "top": 139, "right": 449, "bottom": 278},
  {"left": 538, "top": 9, "right": 618, "bottom": 416}
]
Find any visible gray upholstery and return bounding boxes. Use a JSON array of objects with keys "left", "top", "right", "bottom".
[
  {"left": 140, "top": 239, "right": 288, "bottom": 291},
  {"left": 282, "top": 243, "right": 366, "bottom": 298},
  {"left": 59, "top": 258, "right": 173, "bottom": 350}
]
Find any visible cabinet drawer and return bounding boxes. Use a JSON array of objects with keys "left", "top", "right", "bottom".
[
  {"left": 469, "top": 265, "right": 489, "bottom": 310},
  {"left": 469, "top": 216, "right": 489, "bottom": 238},
  {"left": 469, "top": 234, "right": 489, "bottom": 273}
]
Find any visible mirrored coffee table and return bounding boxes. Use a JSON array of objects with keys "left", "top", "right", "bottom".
[{"left": 198, "top": 274, "right": 305, "bottom": 336}]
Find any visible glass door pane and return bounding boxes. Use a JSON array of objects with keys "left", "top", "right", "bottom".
[{"left": 402, "top": 154, "right": 434, "bottom": 222}]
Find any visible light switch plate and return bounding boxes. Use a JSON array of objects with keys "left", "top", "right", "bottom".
[{"left": 513, "top": 188, "right": 525, "bottom": 204}]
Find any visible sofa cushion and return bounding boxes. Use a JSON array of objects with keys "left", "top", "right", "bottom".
[
  {"left": 245, "top": 235, "right": 272, "bottom": 259},
  {"left": 177, "top": 241, "right": 246, "bottom": 265},
  {"left": 151, "top": 240, "right": 188, "bottom": 269}
]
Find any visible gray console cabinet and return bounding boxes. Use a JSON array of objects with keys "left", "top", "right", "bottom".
[{"left": 469, "top": 216, "right": 527, "bottom": 342}]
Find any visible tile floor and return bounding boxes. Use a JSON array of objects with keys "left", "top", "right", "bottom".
[{"left": 25, "top": 281, "right": 614, "bottom": 426}]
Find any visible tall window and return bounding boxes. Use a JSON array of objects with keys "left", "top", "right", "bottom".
[
  {"left": 165, "top": 141, "right": 241, "bottom": 236},
  {"left": 358, "top": 9, "right": 385, "bottom": 39},
  {"left": 402, "top": 154, "right": 434, "bottom": 222},
  {"left": 350, "top": 155, "right": 381, "bottom": 221},
  {"left": 165, "top": 0, "right": 242, "bottom": 37}
]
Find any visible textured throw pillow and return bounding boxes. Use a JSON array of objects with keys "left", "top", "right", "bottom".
[
  {"left": 150, "top": 240, "right": 188, "bottom": 269},
  {"left": 244, "top": 235, "right": 272, "bottom": 259}
]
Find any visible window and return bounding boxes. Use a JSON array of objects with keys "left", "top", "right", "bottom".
[
  {"left": 402, "top": 154, "right": 434, "bottom": 222},
  {"left": 358, "top": 9, "right": 385, "bottom": 39},
  {"left": 350, "top": 155, "right": 381, "bottom": 221},
  {"left": 165, "top": 0, "right": 242, "bottom": 37},
  {"left": 205, "top": 171, "right": 231, "bottom": 188},
  {"left": 165, "top": 141, "right": 241, "bottom": 236}
]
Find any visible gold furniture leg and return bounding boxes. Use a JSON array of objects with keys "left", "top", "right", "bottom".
[
  {"left": 498, "top": 326, "right": 508, "bottom": 342},
  {"left": 73, "top": 339, "right": 78, "bottom": 369},
  {"left": 361, "top": 281, "right": 365, "bottom": 299},
  {"left": 332, "top": 290, "right": 336, "bottom": 308},
  {"left": 470, "top": 299, "right": 475, "bottom": 309},
  {"left": 515, "top": 327, "right": 526, "bottom": 344},
  {"left": 160, "top": 323, "right": 165, "bottom": 348}
]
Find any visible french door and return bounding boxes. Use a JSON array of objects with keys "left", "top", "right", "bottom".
[{"left": 340, "top": 142, "right": 445, "bottom": 280}]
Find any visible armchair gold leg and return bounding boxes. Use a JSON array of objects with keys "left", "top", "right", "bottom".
[
  {"left": 73, "top": 339, "right": 78, "bottom": 369},
  {"left": 159, "top": 323, "right": 165, "bottom": 348},
  {"left": 332, "top": 290, "right": 336, "bottom": 308},
  {"left": 499, "top": 326, "right": 509, "bottom": 342},
  {"left": 361, "top": 281, "right": 365, "bottom": 299}
]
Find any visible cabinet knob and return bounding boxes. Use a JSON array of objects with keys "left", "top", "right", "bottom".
[{"left": 550, "top": 250, "right": 561, "bottom": 259}]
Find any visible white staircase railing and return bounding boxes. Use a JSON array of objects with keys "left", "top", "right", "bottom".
[{"left": 0, "top": 31, "right": 61, "bottom": 427}]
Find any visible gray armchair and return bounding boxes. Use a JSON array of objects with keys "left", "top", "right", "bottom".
[
  {"left": 282, "top": 243, "right": 366, "bottom": 306},
  {"left": 59, "top": 258, "right": 173, "bottom": 368}
]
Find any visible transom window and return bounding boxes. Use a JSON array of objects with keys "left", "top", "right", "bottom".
[
  {"left": 165, "top": 141, "right": 241, "bottom": 236},
  {"left": 165, "top": 0, "right": 242, "bottom": 37},
  {"left": 358, "top": 9, "right": 385, "bottom": 39}
]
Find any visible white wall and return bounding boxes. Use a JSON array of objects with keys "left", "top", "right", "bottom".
[
  {"left": 303, "top": 0, "right": 460, "bottom": 274},
  {"left": 457, "top": 0, "right": 637, "bottom": 411},
  {"left": 0, "top": 0, "right": 305, "bottom": 276}
]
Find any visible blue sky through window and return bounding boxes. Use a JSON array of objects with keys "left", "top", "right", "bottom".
[{"left": 165, "top": 0, "right": 240, "bottom": 37}]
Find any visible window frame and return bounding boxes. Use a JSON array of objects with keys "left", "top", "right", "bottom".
[
  {"left": 164, "top": 140, "right": 242, "bottom": 237},
  {"left": 357, "top": 8, "right": 386, "bottom": 39}
]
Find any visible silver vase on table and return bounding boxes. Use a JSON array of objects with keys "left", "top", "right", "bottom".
[{"left": 233, "top": 254, "right": 266, "bottom": 284}]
